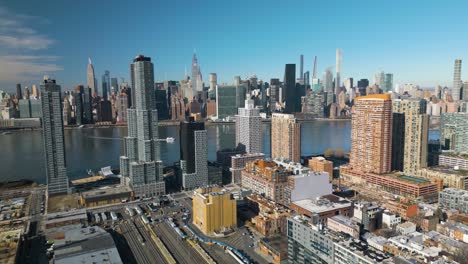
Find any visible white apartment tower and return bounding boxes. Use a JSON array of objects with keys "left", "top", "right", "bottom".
[
  {"left": 119, "top": 55, "right": 165, "bottom": 198},
  {"left": 235, "top": 98, "right": 262, "bottom": 154}
]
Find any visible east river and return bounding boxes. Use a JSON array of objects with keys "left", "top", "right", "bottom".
[{"left": 0, "top": 120, "right": 437, "bottom": 184}]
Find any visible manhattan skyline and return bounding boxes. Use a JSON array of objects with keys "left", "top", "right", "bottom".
[{"left": 1, "top": 1, "right": 468, "bottom": 91}]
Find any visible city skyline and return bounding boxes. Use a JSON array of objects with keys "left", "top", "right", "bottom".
[{"left": 1, "top": 1, "right": 468, "bottom": 91}]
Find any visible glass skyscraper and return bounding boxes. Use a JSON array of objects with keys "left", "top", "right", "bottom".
[{"left": 120, "top": 55, "right": 165, "bottom": 198}]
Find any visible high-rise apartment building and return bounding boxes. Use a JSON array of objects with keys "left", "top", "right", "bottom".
[
  {"left": 87, "top": 58, "right": 97, "bottom": 96},
  {"left": 31, "top": 84, "right": 38, "bottom": 98},
  {"left": 391, "top": 113, "right": 405, "bottom": 172},
  {"left": 116, "top": 91, "right": 128, "bottom": 123},
  {"left": 235, "top": 98, "right": 262, "bottom": 153},
  {"left": 335, "top": 48, "right": 342, "bottom": 97},
  {"left": 299, "top": 54, "right": 304, "bottom": 82},
  {"left": 284, "top": 64, "right": 297, "bottom": 113},
  {"left": 230, "top": 153, "right": 265, "bottom": 184},
  {"left": 180, "top": 119, "right": 208, "bottom": 189},
  {"left": 440, "top": 112, "right": 468, "bottom": 154},
  {"left": 302, "top": 90, "right": 325, "bottom": 118},
  {"left": 350, "top": 94, "right": 392, "bottom": 174},
  {"left": 119, "top": 55, "right": 165, "bottom": 198},
  {"left": 393, "top": 99, "right": 429, "bottom": 175},
  {"left": 40, "top": 77, "right": 69, "bottom": 195},
  {"left": 271, "top": 113, "right": 301, "bottom": 163},
  {"left": 192, "top": 186, "right": 237, "bottom": 235},
  {"left": 453, "top": 59, "right": 462, "bottom": 101}
]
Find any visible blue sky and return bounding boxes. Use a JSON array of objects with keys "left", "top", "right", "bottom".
[{"left": 1, "top": 0, "right": 467, "bottom": 92}]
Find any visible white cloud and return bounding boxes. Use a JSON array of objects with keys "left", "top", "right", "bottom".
[{"left": 0, "top": 5, "right": 61, "bottom": 86}]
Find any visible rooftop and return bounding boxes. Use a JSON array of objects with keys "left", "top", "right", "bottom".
[
  {"left": 397, "top": 175, "right": 431, "bottom": 184},
  {"left": 356, "top": 94, "right": 391, "bottom": 101},
  {"left": 292, "top": 195, "right": 352, "bottom": 214},
  {"left": 46, "top": 224, "right": 123, "bottom": 264},
  {"left": 81, "top": 185, "right": 132, "bottom": 199}
]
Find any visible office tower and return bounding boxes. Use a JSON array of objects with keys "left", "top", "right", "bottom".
[
  {"left": 119, "top": 55, "right": 165, "bottom": 198},
  {"left": 374, "top": 71, "right": 385, "bottom": 90},
  {"left": 216, "top": 85, "right": 237, "bottom": 120},
  {"left": 311, "top": 78, "right": 320, "bottom": 92},
  {"left": 97, "top": 100, "right": 112, "bottom": 122},
  {"left": 18, "top": 99, "right": 31, "bottom": 118},
  {"left": 63, "top": 96, "right": 72, "bottom": 126},
  {"left": 323, "top": 67, "right": 334, "bottom": 94},
  {"left": 155, "top": 89, "right": 169, "bottom": 120},
  {"left": 440, "top": 112, "right": 468, "bottom": 154},
  {"left": 31, "top": 84, "right": 38, "bottom": 98},
  {"left": 111, "top": 77, "right": 118, "bottom": 92},
  {"left": 16, "top": 83, "right": 22, "bottom": 99},
  {"left": 357, "top": 79, "right": 369, "bottom": 95},
  {"left": 304, "top": 71, "right": 310, "bottom": 87},
  {"left": 170, "top": 87, "right": 185, "bottom": 121},
  {"left": 393, "top": 99, "right": 429, "bottom": 175},
  {"left": 299, "top": 54, "right": 304, "bottom": 81},
  {"left": 40, "top": 77, "right": 69, "bottom": 195},
  {"left": 87, "top": 58, "right": 97, "bottom": 96},
  {"left": 209, "top": 73, "right": 217, "bottom": 100},
  {"left": 391, "top": 113, "right": 405, "bottom": 171},
  {"left": 82, "top": 87, "right": 92, "bottom": 124},
  {"left": 269, "top": 78, "right": 281, "bottom": 111},
  {"left": 116, "top": 91, "right": 128, "bottom": 123},
  {"left": 312, "top": 56, "right": 317, "bottom": 79},
  {"left": 235, "top": 98, "right": 262, "bottom": 153},
  {"left": 234, "top": 76, "right": 241, "bottom": 86},
  {"left": 302, "top": 90, "right": 325, "bottom": 118},
  {"left": 435, "top": 85, "right": 442, "bottom": 99},
  {"left": 453, "top": 59, "right": 462, "bottom": 101},
  {"left": 101, "top": 70, "right": 110, "bottom": 100},
  {"left": 464, "top": 82, "right": 468, "bottom": 101},
  {"left": 335, "top": 49, "right": 342, "bottom": 97},
  {"left": 384, "top": 73, "right": 393, "bottom": 92},
  {"left": 271, "top": 113, "right": 301, "bottom": 162},
  {"left": 284, "top": 64, "right": 296, "bottom": 113},
  {"left": 192, "top": 186, "right": 237, "bottom": 235},
  {"left": 74, "top": 86, "right": 84, "bottom": 125},
  {"left": 350, "top": 94, "right": 392, "bottom": 174},
  {"left": 191, "top": 52, "right": 203, "bottom": 93},
  {"left": 180, "top": 119, "right": 208, "bottom": 189},
  {"left": 24, "top": 87, "right": 30, "bottom": 99},
  {"left": 344, "top": 78, "right": 353, "bottom": 91}
]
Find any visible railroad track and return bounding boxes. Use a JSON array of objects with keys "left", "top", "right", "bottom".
[
  {"left": 154, "top": 222, "right": 207, "bottom": 264},
  {"left": 120, "top": 220, "right": 167, "bottom": 264}
]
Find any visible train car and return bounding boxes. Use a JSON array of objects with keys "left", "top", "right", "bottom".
[
  {"left": 140, "top": 215, "right": 150, "bottom": 225},
  {"left": 101, "top": 213, "right": 107, "bottom": 221},
  {"left": 174, "top": 227, "right": 187, "bottom": 239},
  {"left": 134, "top": 206, "right": 143, "bottom": 215},
  {"left": 126, "top": 206, "right": 135, "bottom": 216},
  {"left": 110, "top": 211, "right": 118, "bottom": 221},
  {"left": 94, "top": 213, "right": 101, "bottom": 223}
]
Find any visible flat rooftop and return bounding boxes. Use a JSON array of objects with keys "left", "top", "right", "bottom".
[
  {"left": 46, "top": 224, "right": 122, "bottom": 264},
  {"left": 397, "top": 175, "right": 431, "bottom": 184},
  {"left": 81, "top": 185, "right": 132, "bottom": 199},
  {"left": 292, "top": 195, "right": 352, "bottom": 214}
]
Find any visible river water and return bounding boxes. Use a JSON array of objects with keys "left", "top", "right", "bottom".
[{"left": 0, "top": 120, "right": 363, "bottom": 183}]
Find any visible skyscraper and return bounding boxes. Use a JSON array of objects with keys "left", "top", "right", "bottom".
[
  {"left": 119, "top": 55, "right": 165, "bottom": 198},
  {"left": 391, "top": 113, "right": 405, "bottom": 172},
  {"left": 393, "top": 99, "right": 429, "bottom": 175},
  {"left": 87, "top": 58, "right": 97, "bottom": 96},
  {"left": 312, "top": 56, "right": 318, "bottom": 79},
  {"left": 235, "top": 99, "right": 262, "bottom": 153},
  {"left": 453, "top": 59, "right": 462, "bottom": 101},
  {"left": 350, "top": 94, "right": 392, "bottom": 174},
  {"left": 440, "top": 112, "right": 468, "bottom": 154},
  {"left": 284, "top": 64, "right": 296, "bottom": 113},
  {"left": 16, "top": 83, "right": 22, "bottom": 99},
  {"left": 335, "top": 49, "right": 342, "bottom": 97},
  {"left": 31, "top": 84, "right": 38, "bottom": 98},
  {"left": 271, "top": 113, "right": 301, "bottom": 163},
  {"left": 180, "top": 119, "right": 208, "bottom": 189},
  {"left": 40, "top": 77, "right": 69, "bottom": 195},
  {"left": 299, "top": 54, "right": 304, "bottom": 82},
  {"left": 111, "top": 77, "right": 118, "bottom": 93},
  {"left": 102, "top": 70, "right": 110, "bottom": 100},
  {"left": 191, "top": 52, "right": 203, "bottom": 93},
  {"left": 384, "top": 73, "right": 393, "bottom": 92},
  {"left": 304, "top": 71, "right": 310, "bottom": 87}
]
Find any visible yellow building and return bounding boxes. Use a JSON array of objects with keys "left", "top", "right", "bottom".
[{"left": 192, "top": 186, "right": 237, "bottom": 235}]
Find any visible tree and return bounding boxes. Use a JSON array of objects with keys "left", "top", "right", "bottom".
[{"left": 324, "top": 149, "right": 334, "bottom": 157}]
